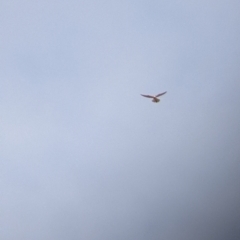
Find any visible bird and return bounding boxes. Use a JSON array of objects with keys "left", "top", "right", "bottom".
[{"left": 141, "top": 91, "right": 167, "bottom": 103}]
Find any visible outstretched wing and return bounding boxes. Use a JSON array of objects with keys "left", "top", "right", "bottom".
[
  {"left": 141, "top": 94, "right": 154, "bottom": 98},
  {"left": 155, "top": 91, "right": 167, "bottom": 97}
]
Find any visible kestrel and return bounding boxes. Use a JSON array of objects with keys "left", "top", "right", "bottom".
[{"left": 141, "top": 91, "right": 167, "bottom": 103}]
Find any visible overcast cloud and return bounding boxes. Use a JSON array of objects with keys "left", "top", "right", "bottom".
[{"left": 0, "top": 0, "right": 240, "bottom": 239}]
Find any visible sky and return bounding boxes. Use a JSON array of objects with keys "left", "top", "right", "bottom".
[{"left": 0, "top": 0, "right": 240, "bottom": 239}]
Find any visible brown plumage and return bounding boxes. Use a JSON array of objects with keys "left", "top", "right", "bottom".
[{"left": 141, "top": 91, "right": 167, "bottom": 103}]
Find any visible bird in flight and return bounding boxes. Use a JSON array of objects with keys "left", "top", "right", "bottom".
[{"left": 141, "top": 91, "right": 167, "bottom": 103}]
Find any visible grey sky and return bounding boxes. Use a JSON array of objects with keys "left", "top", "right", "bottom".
[{"left": 1, "top": 0, "right": 240, "bottom": 239}]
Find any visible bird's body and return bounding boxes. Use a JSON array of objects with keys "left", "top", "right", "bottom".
[{"left": 141, "top": 91, "right": 167, "bottom": 103}]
